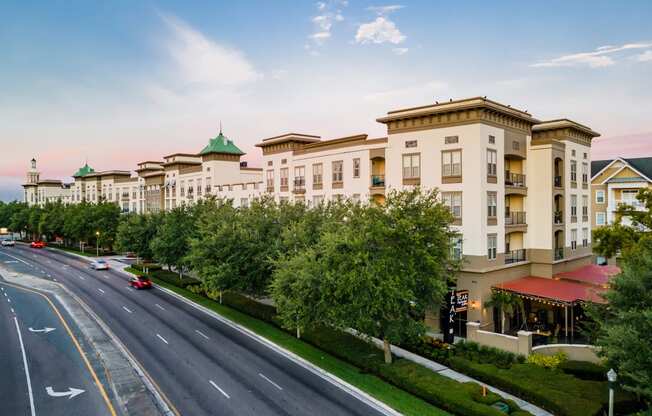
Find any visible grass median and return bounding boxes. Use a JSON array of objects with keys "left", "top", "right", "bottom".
[{"left": 132, "top": 269, "right": 450, "bottom": 416}]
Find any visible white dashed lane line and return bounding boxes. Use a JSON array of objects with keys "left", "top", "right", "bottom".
[
  {"left": 195, "top": 330, "right": 210, "bottom": 340},
  {"left": 259, "top": 373, "right": 283, "bottom": 391},
  {"left": 155, "top": 304, "right": 165, "bottom": 311},
  {"left": 156, "top": 334, "right": 169, "bottom": 345},
  {"left": 209, "top": 380, "right": 230, "bottom": 399},
  {"left": 122, "top": 306, "right": 133, "bottom": 314},
  {"left": 97, "top": 288, "right": 105, "bottom": 294}
]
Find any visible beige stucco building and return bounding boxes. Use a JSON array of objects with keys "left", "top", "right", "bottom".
[{"left": 24, "top": 96, "right": 603, "bottom": 334}]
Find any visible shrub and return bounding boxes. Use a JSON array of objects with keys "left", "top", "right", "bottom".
[
  {"left": 558, "top": 360, "right": 606, "bottom": 381},
  {"left": 151, "top": 269, "right": 200, "bottom": 289},
  {"left": 526, "top": 352, "right": 567, "bottom": 369},
  {"left": 221, "top": 292, "right": 278, "bottom": 325},
  {"left": 131, "top": 263, "right": 162, "bottom": 272}
]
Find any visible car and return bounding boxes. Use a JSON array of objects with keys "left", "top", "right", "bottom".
[
  {"left": 129, "top": 275, "right": 152, "bottom": 290},
  {"left": 1, "top": 239, "right": 15, "bottom": 247},
  {"left": 30, "top": 241, "right": 45, "bottom": 248},
  {"left": 90, "top": 259, "right": 109, "bottom": 270}
]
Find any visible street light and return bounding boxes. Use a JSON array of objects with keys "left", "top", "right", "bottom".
[
  {"left": 95, "top": 231, "right": 100, "bottom": 257},
  {"left": 607, "top": 368, "right": 617, "bottom": 416}
]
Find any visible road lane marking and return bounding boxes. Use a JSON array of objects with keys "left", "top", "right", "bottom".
[
  {"left": 3, "top": 292, "right": 6, "bottom": 297},
  {"left": 53, "top": 278, "right": 57, "bottom": 282},
  {"left": 10, "top": 308, "right": 15, "bottom": 313},
  {"left": 0, "top": 252, "right": 31, "bottom": 266},
  {"left": 259, "top": 373, "right": 283, "bottom": 391},
  {"left": 7, "top": 298, "right": 11, "bottom": 303},
  {"left": 97, "top": 288, "right": 105, "bottom": 294},
  {"left": 29, "top": 327, "right": 56, "bottom": 334},
  {"left": 126, "top": 286, "right": 134, "bottom": 291},
  {"left": 14, "top": 317, "right": 36, "bottom": 416},
  {"left": 122, "top": 306, "right": 133, "bottom": 314},
  {"left": 209, "top": 380, "right": 230, "bottom": 399},
  {"left": 156, "top": 334, "right": 169, "bottom": 345},
  {"left": 47, "top": 274, "right": 52, "bottom": 278},
  {"left": 45, "top": 386, "right": 85, "bottom": 399},
  {"left": 195, "top": 330, "right": 210, "bottom": 340},
  {"left": 155, "top": 304, "right": 166, "bottom": 311},
  {"left": 0, "top": 282, "right": 117, "bottom": 415},
  {"left": 77, "top": 275, "right": 86, "bottom": 280}
]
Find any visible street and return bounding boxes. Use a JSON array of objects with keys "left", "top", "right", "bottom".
[
  {"left": 0, "top": 245, "right": 389, "bottom": 416},
  {"left": 0, "top": 280, "right": 115, "bottom": 416}
]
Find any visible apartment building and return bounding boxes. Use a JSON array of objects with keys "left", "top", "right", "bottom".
[
  {"left": 23, "top": 96, "right": 602, "bottom": 334},
  {"left": 591, "top": 157, "right": 652, "bottom": 228},
  {"left": 23, "top": 158, "right": 73, "bottom": 205}
]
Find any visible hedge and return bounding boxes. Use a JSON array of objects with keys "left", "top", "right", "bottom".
[{"left": 558, "top": 360, "right": 606, "bottom": 381}]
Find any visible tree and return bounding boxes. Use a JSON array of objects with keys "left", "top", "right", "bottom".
[
  {"left": 151, "top": 206, "right": 193, "bottom": 276},
  {"left": 272, "top": 189, "right": 459, "bottom": 363},
  {"left": 594, "top": 236, "right": 652, "bottom": 401},
  {"left": 115, "top": 213, "right": 162, "bottom": 261},
  {"left": 485, "top": 291, "right": 525, "bottom": 334},
  {"left": 593, "top": 188, "right": 652, "bottom": 258}
]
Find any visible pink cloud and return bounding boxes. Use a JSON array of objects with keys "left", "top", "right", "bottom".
[{"left": 591, "top": 132, "right": 652, "bottom": 160}]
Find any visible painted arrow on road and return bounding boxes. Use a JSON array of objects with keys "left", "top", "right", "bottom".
[
  {"left": 46, "top": 386, "right": 85, "bottom": 399},
  {"left": 28, "top": 327, "right": 56, "bottom": 333}
]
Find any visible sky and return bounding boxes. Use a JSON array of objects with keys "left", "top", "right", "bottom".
[{"left": 1, "top": 0, "right": 651, "bottom": 201}]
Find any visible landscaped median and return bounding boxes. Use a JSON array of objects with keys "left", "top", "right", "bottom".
[{"left": 125, "top": 266, "right": 532, "bottom": 416}]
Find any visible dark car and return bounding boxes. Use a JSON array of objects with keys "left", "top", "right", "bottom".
[
  {"left": 129, "top": 275, "right": 152, "bottom": 290},
  {"left": 30, "top": 241, "right": 46, "bottom": 248}
]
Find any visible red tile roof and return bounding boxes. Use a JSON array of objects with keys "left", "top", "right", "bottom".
[
  {"left": 494, "top": 276, "right": 608, "bottom": 305},
  {"left": 555, "top": 264, "right": 620, "bottom": 286}
]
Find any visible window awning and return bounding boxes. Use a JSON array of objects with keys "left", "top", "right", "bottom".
[{"left": 493, "top": 276, "right": 608, "bottom": 306}]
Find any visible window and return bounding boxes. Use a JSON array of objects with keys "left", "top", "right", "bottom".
[
  {"left": 180, "top": 181, "right": 185, "bottom": 197},
  {"left": 582, "top": 162, "right": 589, "bottom": 184},
  {"left": 571, "top": 149, "right": 576, "bottom": 157},
  {"left": 332, "top": 161, "right": 343, "bottom": 183},
  {"left": 512, "top": 141, "right": 520, "bottom": 151},
  {"left": 583, "top": 152, "right": 588, "bottom": 159},
  {"left": 280, "top": 168, "right": 289, "bottom": 188},
  {"left": 352, "top": 194, "right": 361, "bottom": 203},
  {"left": 571, "top": 229, "right": 577, "bottom": 250},
  {"left": 279, "top": 196, "right": 289, "bottom": 203},
  {"left": 197, "top": 179, "right": 202, "bottom": 196},
  {"left": 596, "top": 190, "right": 605, "bottom": 204},
  {"left": 445, "top": 136, "right": 459, "bottom": 144},
  {"left": 487, "top": 234, "right": 497, "bottom": 260},
  {"left": 313, "top": 195, "right": 324, "bottom": 206},
  {"left": 487, "top": 149, "right": 497, "bottom": 177},
  {"left": 488, "top": 135, "right": 495, "bottom": 144},
  {"left": 405, "top": 140, "right": 418, "bottom": 148},
  {"left": 582, "top": 195, "right": 589, "bottom": 220},
  {"left": 582, "top": 228, "right": 589, "bottom": 248},
  {"left": 571, "top": 194, "right": 577, "bottom": 221},
  {"left": 294, "top": 166, "right": 305, "bottom": 188},
  {"left": 596, "top": 212, "right": 606, "bottom": 225},
  {"left": 353, "top": 158, "right": 360, "bottom": 178},
  {"left": 267, "top": 161, "right": 273, "bottom": 166},
  {"left": 313, "top": 163, "right": 323, "bottom": 185},
  {"left": 266, "top": 170, "right": 274, "bottom": 189},
  {"left": 442, "top": 150, "right": 462, "bottom": 177},
  {"left": 450, "top": 236, "right": 463, "bottom": 260},
  {"left": 240, "top": 198, "right": 249, "bottom": 208},
  {"left": 402, "top": 154, "right": 420, "bottom": 179},
  {"left": 487, "top": 192, "right": 497, "bottom": 218},
  {"left": 570, "top": 160, "right": 577, "bottom": 182},
  {"left": 281, "top": 158, "right": 287, "bottom": 164},
  {"left": 442, "top": 192, "right": 462, "bottom": 219}
]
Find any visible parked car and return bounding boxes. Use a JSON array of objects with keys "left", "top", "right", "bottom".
[
  {"left": 129, "top": 275, "right": 152, "bottom": 290},
  {"left": 30, "top": 241, "right": 45, "bottom": 248},
  {"left": 90, "top": 259, "right": 109, "bottom": 270},
  {"left": 1, "top": 239, "right": 15, "bottom": 247}
]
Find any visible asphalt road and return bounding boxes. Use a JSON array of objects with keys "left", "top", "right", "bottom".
[
  {"left": 0, "top": 245, "right": 389, "bottom": 416},
  {"left": 0, "top": 279, "right": 114, "bottom": 416}
]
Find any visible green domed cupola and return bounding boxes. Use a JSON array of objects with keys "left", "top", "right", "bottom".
[
  {"left": 73, "top": 163, "right": 95, "bottom": 178},
  {"left": 199, "top": 130, "right": 244, "bottom": 156}
]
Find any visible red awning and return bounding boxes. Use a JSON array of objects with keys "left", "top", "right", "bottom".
[
  {"left": 555, "top": 264, "right": 620, "bottom": 286},
  {"left": 494, "top": 276, "right": 608, "bottom": 305}
]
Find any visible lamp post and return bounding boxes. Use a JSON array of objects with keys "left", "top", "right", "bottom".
[
  {"left": 95, "top": 231, "right": 100, "bottom": 257},
  {"left": 607, "top": 368, "right": 617, "bottom": 416}
]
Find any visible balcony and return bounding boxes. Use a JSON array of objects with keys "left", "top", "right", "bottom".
[
  {"left": 505, "top": 249, "right": 526, "bottom": 264},
  {"left": 554, "top": 176, "right": 562, "bottom": 188},
  {"left": 293, "top": 178, "right": 306, "bottom": 194},
  {"left": 505, "top": 211, "right": 526, "bottom": 226},
  {"left": 371, "top": 175, "right": 385, "bottom": 187},
  {"left": 554, "top": 248, "right": 564, "bottom": 261},
  {"left": 553, "top": 211, "right": 563, "bottom": 225},
  {"left": 505, "top": 172, "right": 527, "bottom": 196}
]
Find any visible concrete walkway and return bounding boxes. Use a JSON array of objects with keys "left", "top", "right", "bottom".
[{"left": 348, "top": 330, "right": 552, "bottom": 416}]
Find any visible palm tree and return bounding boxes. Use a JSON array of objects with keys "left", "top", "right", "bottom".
[{"left": 486, "top": 291, "right": 525, "bottom": 334}]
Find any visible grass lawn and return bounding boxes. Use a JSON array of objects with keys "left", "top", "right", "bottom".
[
  {"left": 48, "top": 245, "right": 99, "bottom": 257},
  {"left": 144, "top": 273, "right": 451, "bottom": 416}
]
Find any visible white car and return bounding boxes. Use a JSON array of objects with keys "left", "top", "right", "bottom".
[
  {"left": 90, "top": 259, "right": 109, "bottom": 270},
  {"left": 1, "top": 239, "right": 15, "bottom": 247}
]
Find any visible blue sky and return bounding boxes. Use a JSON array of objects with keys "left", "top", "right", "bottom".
[{"left": 1, "top": 0, "right": 651, "bottom": 200}]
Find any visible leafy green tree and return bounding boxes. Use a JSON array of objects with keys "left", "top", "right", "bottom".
[
  {"left": 10, "top": 203, "right": 31, "bottom": 238},
  {"left": 593, "top": 188, "right": 652, "bottom": 258},
  {"left": 594, "top": 236, "right": 652, "bottom": 401},
  {"left": 272, "top": 189, "right": 459, "bottom": 363},
  {"left": 151, "top": 206, "right": 193, "bottom": 276},
  {"left": 115, "top": 213, "right": 162, "bottom": 261},
  {"left": 485, "top": 291, "right": 525, "bottom": 334}
]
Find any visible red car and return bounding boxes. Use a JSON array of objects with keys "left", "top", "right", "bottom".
[
  {"left": 129, "top": 275, "right": 152, "bottom": 290},
  {"left": 30, "top": 241, "right": 46, "bottom": 248}
]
